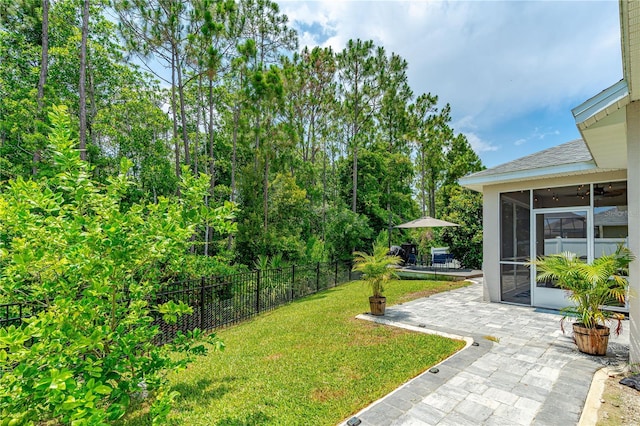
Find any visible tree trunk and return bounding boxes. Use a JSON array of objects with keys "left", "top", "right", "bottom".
[
  {"left": 204, "top": 195, "right": 209, "bottom": 256},
  {"left": 352, "top": 143, "right": 358, "bottom": 212},
  {"left": 253, "top": 116, "right": 260, "bottom": 172},
  {"left": 310, "top": 115, "right": 317, "bottom": 164},
  {"left": 263, "top": 153, "right": 269, "bottom": 231},
  {"left": 88, "top": 60, "right": 98, "bottom": 147},
  {"left": 175, "top": 48, "right": 190, "bottom": 170},
  {"left": 231, "top": 103, "right": 239, "bottom": 203},
  {"left": 322, "top": 140, "right": 327, "bottom": 240},
  {"left": 78, "top": 0, "right": 89, "bottom": 161},
  {"left": 36, "top": 0, "right": 49, "bottom": 110},
  {"left": 420, "top": 149, "right": 426, "bottom": 217},
  {"left": 171, "top": 48, "right": 180, "bottom": 182},
  {"left": 429, "top": 182, "right": 436, "bottom": 218},
  {"left": 387, "top": 181, "right": 392, "bottom": 248},
  {"left": 351, "top": 77, "right": 360, "bottom": 213},
  {"left": 206, "top": 80, "right": 215, "bottom": 189},
  {"left": 34, "top": 0, "right": 49, "bottom": 174},
  {"left": 205, "top": 79, "right": 216, "bottom": 256},
  {"left": 194, "top": 78, "right": 202, "bottom": 177}
]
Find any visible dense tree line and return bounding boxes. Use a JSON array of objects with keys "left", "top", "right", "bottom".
[{"left": 0, "top": 0, "right": 484, "bottom": 268}]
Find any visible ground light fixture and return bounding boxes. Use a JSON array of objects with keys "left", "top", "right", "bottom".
[{"left": 347, "top": 417, "right": 361, "bottom": 425}]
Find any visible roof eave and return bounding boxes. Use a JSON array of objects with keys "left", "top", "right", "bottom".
[
  {"left": 572, "top": 80, "right": 629, "bottom": 127},
  {"left": 459, "top": 161, "right": 601, "bottom": 192}
]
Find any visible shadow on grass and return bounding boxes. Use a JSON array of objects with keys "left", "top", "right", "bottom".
[
  {"left": 172, "top": 376, "right": 242, "bottom": 407},
  {"left": 214, "top": 411, "right": 272, "bottom": 426},
  {"left": 291, "top": 291, "right": 330, "bottom": 303},
  {"left": 115, "top": 399, "right": 152, "bottom": 426},
  {"left": 117, "top": 377, "right": 244, "bottom": 425}
]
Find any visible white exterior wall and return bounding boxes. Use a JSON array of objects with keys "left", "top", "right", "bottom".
[
  {"left": 480, "top": 170, "right": 627, "bottom": 304},
  {"left": 627, "top": 101, "right": 640, "bottom": 364}
]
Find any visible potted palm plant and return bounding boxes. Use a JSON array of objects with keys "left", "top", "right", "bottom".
[
  {"left": 531, "top": 246, "right": 633, "bottom": 356},
  {"left": 352, "top": 242, "right": 402, "bottom": 316}
]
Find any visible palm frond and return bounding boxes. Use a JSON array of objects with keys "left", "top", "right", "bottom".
[
  {"left": 530, "top": 246, "right": 634, "bottom": 333},
  {"left": 352, "top": 242, "right": 402, "bottom": 297}
]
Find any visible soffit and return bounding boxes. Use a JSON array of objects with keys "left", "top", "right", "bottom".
[
  {"left": 572, "top": 79, "right": 629, "bottom": 169},
  {"left": 577, "top": 106, "right": 628, "bottom": 169}
]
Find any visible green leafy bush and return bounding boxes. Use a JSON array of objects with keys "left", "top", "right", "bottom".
[
  {"left": 441, "top": 186, "right": 483, "bottom": 269},
  {"left": 162, "top": 253, "right": 247, "bottom": 282},
  {"left": 0, "top": 106, "right": 232, "bottom": 424}
]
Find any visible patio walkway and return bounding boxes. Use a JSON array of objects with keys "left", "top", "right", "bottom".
[{"left": 343, "top": 279, "right": 629, "bottom": 426}]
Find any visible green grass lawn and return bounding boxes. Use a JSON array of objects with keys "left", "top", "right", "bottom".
[{"left": 121, "top": 279, "right": 469, "bottom": 425}]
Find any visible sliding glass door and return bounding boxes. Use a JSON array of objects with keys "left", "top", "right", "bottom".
[{"left": 533, "top": 209, "right": 589, "bottom": 309}]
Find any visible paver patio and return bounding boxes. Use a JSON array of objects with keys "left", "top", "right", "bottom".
[{"left": 343, "top": 279, "right": 629, "bottom": 426}]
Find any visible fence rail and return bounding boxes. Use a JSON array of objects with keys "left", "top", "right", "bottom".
[{"left": 1, "top": 261, "right": 358, "bottom": 345}]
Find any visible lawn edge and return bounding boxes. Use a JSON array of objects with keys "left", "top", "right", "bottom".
[{"left": 338, "top": 314, "right": 475, "bottom": 426}]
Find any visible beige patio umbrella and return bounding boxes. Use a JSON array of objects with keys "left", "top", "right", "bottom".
[
  {"left": 394, "top": 216, "right": 459, "bottom": 229},
  {"left": 392, "top": 217, "right": 460, "bottom": 267}
]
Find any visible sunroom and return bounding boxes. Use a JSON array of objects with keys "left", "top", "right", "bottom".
[
  {"left": 461, "top": 0, "right": 640, "bottom": 364},
  {"left": 460, "top": 138, "right": 628, "bottom": 311}
]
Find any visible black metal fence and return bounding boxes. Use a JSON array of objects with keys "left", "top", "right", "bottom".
[
  {"left": 0, "top": 261, "right": 358, "bottom": 345},
  {"left": 0, "top": 301, "right": 45, "bottom": 328}
]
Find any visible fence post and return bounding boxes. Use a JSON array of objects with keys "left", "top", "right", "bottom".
[
  {"left": 348, "top": 260, "right": 352, "bottom": 281},
  {"left": 200, "top": 277, "right": 205, "bottom": 329},
  {"left": 256, "top": 270, "right": 261, "bottom": 314},
  {"left": 334, "top": 261, "right": 338, "bottom": 286},
  {"left": 316, "top": 262, "right": 320, "bottom": 292},
  {"left": 290, "top": 264, "right": 295, "bottom": 301}
]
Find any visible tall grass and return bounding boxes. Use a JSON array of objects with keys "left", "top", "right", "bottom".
[{"left": 122, "top": 279, "right": 469, "bottom": 425}]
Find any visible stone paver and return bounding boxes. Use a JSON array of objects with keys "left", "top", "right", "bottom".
[{"left": 341, "top": 280, "right": 629, "bottom": 426}]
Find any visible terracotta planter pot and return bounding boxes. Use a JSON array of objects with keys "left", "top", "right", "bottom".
[
  {"left": 369, "top": 296, "right": 386, "bottom": 316},
  {"left": 573, "top": 323, "right": 610, "bottom": 356}
]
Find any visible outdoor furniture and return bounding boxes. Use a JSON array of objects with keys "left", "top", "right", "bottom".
[
  {"left": 431, "top": 247, "right": 449, "bottom": 257},
  {"left": 432, "top": 253, "right": 455, "bottom": 269}
]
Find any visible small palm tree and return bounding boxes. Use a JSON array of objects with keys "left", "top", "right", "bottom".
[
  {"left": 531, "top": 246, "right": 633, "bottom": 332},
  {"left": 352, "top": 242, "right": 402, "bottom": 298}
]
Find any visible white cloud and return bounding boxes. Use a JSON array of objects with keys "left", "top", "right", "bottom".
[
  {"left": 452, "top": 114, "right": 478, "bottom": 132},
  {"left": 464, "top": 132, "right": 498, "bottom": 153},
  {"left": 512, "top": 127, "right": 561, "bottom": 148},
  {"left": 533, "top": 128, "right": 561, "bottom": 141},
  {"left": 279, "top": 0, "right": 621, "bottom": 163}
]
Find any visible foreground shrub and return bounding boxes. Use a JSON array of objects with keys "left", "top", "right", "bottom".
[{"left": 0, "top": 106, "right": 233, "bottom": 424}]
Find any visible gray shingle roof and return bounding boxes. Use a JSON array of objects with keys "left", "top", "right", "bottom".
[{"left": 466, "top": 139, "right": 593, "bottom": 179}]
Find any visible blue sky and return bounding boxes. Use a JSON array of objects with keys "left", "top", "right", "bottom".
[{"left": 278, "top": 0, "right": 623, "bottom": 168}]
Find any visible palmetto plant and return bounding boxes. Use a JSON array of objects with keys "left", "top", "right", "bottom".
[
  {"left": 531, "top": 246, "right": 633, "bottom": 332},
  {"left": 352, "top": 243, "right": 402, "bottom": 297}
]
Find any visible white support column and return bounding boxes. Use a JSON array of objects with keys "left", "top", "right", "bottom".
[
  {"left": 627, "top": 100, "right": 640, "bottom": 363},
  {"left": 483, "top": 188, "right": 500, "bottom": 302}
]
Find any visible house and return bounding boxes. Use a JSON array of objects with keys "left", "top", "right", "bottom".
[{"left": 459, "top": 0, "right": 640, "bottom": 363}]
